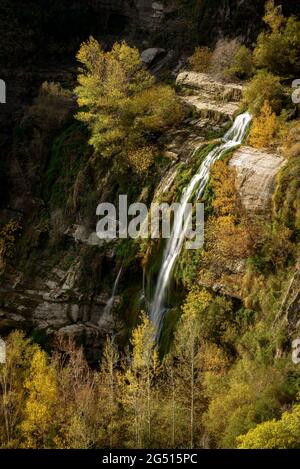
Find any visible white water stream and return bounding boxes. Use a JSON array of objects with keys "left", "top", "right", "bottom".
[
  {"left": 150, "top": 112, "right": 252, "bottom": 339},
  {"left": 99, "top": 266, "right": 122, "bottom": 327}
]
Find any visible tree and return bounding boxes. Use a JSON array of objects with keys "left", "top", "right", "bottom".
[
  {"left": 169, "top": 292, "right": 210, "bottom": 448},
  {"left": 75, "top": 38, "right": 183, "bottom": 162},
  {"left": 0, "top": 332, "right": 38, "bottom": 448},
  {"left": 96, "top": 337, "right": 120, "bottom": 448},
  {"left": 253, "top": 0, "right": 300, "bottom": 75},
  {"left": 121, "top": 313, "right": 160, "bottom": 448},
  {"left": 237, "top": 401, "right": 300, "bottom": 448},
  {"left": 20, "top": 349, "right": 58, "bottom": 448},
  {"left": 249, "top": 100, "right": 279, "bottom": 148},
  {"left": 127, "top": 146, "right": 155, "bottom": 176},
  {"left": 243, "top": 70, "right": 284, "bottom": 115},
  {"left": 52, "top": 340, "right": 98, "bottom": 449},
  {"left": 204, "top": 161, "right": 257, "bottom": 269},
  {"left": 226, "top": 45, "right": 254, "bottom": 80}
]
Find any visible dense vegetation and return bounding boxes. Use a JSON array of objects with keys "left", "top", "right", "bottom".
[{"left": 1, "top": 0, "right": 300, "bottom": 450}]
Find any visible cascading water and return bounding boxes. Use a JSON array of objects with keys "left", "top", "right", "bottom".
[
  {"left": 150, "top": 112, "right": 252, "bottom": 339},
  {"left": 99, "top": 266, "right": 122, "bottom": 326}
]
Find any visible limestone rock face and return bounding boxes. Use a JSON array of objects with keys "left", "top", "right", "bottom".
[
  {"left": 229, "top": 146, "right": 286, "bottom": 213},
  {"left": 176, "top": 72, "right": 244, "bottom": 102},
  {"left": 176, "top": 72, "right": 244, "bottom": 123},
  {"left": 0, "top": 258, "right": 126, "bottom": 364}
]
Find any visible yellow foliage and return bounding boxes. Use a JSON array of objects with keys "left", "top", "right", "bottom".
[
  {"left": 130, "top": 312, "right": 158, "bottom": 372},
  {"left": 20, "top": 349, "right": 58, "bottom": 448},
  {"left": 237, "top": 402, "right": 300, "bottom": 448},
  {"left": 75, "top": 38, "right": 183, "bottom": 161},
  {"left": 182, "top": 287, "right": 213, "bottom": 321},
  {"left": 188, "top": 46, "right": 212, "bottom": 73},
  {"left": 249, "top": 100, "right": 279, "bottom": 148},
  {"left": 210, "top": 161, "right": 238, "bottom": 218},
  {"left": 127, "top": 146, "right": 155, "bottom": 175},
  {"left": 204, "top": 161, "right": 256, "bottom": 267},
  {"left": 0, "top": 220, "right": 21, "bottom": 258},
  {"left": 263, "top": 0, "right": 284, "bottom": 33}
]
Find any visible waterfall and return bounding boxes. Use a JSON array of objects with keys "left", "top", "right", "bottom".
[
  {"left": 99, "top": 266, "right": 122, "bottom": 325},
  {"left": 150, "top": 112, "right": 252, "bottom": 339}
]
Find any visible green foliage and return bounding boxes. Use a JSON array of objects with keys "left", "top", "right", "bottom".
[
  {"left": 274, "top": 153, "right": 300, "bottom": 237},
  {"left": 203, "top": 319, "right": 298, "bottom": 448},
  {"left": 248, "top": 222, "right": 293, "bottom": 274},
  {"left": 238, "top": 400, "right": 300, "bottom": 448},
  {"left": 243, "top": 70, "right": 285, "bottom": 115},
  {"left": 75, "top": 38, "right": 183, "bottom": 163},
  {"left": 45, "top": 123, "right": 90, "bottom": 211},
  {"left": 226, "top": 45, "right": 254, "bottom": 80},
  {"left": 253, "top": 0, "right": 300, "bottom": 76}
]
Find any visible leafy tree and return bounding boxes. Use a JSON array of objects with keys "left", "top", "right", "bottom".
[
  {"left": 121, "top": 313, "right": 160, "bottom": 448},
  {"left": 169, "top": 293, "right": 210, "bottom": 448},
  {"left": 53, "top": 342, "right": 98, "bottom": 449},
  {"left": 204, "top": 161, "right": 257, "bottom": 270},
  {"left": 226, "top": 45, "right": 254, "bottom": 80},
  {"left": 20, "top": 349, "right": 58, "bottom": 448},
  {"left": 0, "top": 332, "right": 38, "bottom": 448},
  {"left": 75, "top": 38, "right": 183, "bottom": 162},
  {"left": 243, "top": 70, "right": 284, "bottom": 115},
  {"left": 96, "top": 337, "right": 120, "bottom": 448},
  {"left": 127, "top": 146, "right": 155, "bottom": 176},
  {"left": 253, "top": 0, "right": 300, "bottom": 75},
  {"left": 249, "top": 100, "right": 279, "bottom": 148},
  {"left": 203, "top": 355, "right": 291, "bottom": 448},
  {"left": 237, "top": 400, "right": 300, "bottom": 448}
]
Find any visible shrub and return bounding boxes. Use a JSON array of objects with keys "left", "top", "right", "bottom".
[
  {"left": 274, "top": 152, "right": 300, "bottom": 233},
  {"left": 226, "top": 45, "right": 254, "bottom": 80},
  {"left": 127, "top": 146, "right": 155, "bottom": 176},
  {"left": 28, "top": 82, "right": 74, "bottom": 131},
  {"left": 283, "top": 121, "right": 300, "bottom": 158},
  {"left": 188, "top": 46, "right": 212, "bottom": 73},
  {"left": 243, "top": 70, "right": 285, "bottom": 115},
  {"left": 209, "top": 38, "right": 240, "bottom": 81}
]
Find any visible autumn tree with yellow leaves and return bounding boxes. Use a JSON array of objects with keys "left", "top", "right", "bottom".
[
  {"left": 75, "top": 38, "right": 183, "bottom": 171},
  {"left": 249, "top": 100, "right": 279, "bottom": 149}
]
